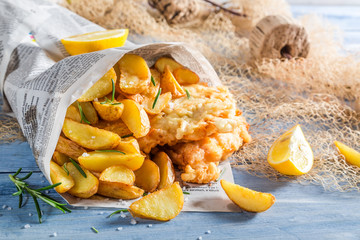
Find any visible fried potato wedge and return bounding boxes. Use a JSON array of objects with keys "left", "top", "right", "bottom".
[
  {"left": 161, "top": 66, "right": 186, "bottom": 98},
  {"left": 120, "top": 99, "right": 150, "bottom": 138},
  {"left": 143, "top": 92, "right": 172, "bottom": 115},
  {"left": 78, "top": 151, "right": 145, "bottom": 172},
  {"left": 220, "top": 180, "right": 276, "bottom": 212},
  {"left": 118, "top": 54, "right": 150, "bottom": 94},
  {"left": 62, "top": 118, "right": 120, "bottom": 150},
  {"left": 66, "top": 105, "right": 81, "bottom": 122},
  {"left": 116, "top": 137, "right": 140, "bottom": 154},
  {"left": 66, "top": 162, "right": 99, "bottom": 198},
  {"left": 94, "top": 119, "right": 132, "bottom": 137},
  {"left": 153, "top": 152, "right": 175, "bottom": 189},
  {"left": 99, "top": 165, "right": 135, "bottom": 185},
  {"left": 93, "top": 101, "right": 124, "bottom": 121},
  {"left": 144, "top": 68, "right": 161, "bottom": 98},
  {"left": 134, "top": 159, "right": 160, "bottom": 192},
  {"left": 52, "top": 151, "right": 70, "bottom": 166},
  {"left": 173, "top": 67, "right": 200, "bottom": 85},
  {"left": 154, "top": 57, "right": 182, "bottom": 73},
  {"left": 78, "top": 102, "right": 99, "bottom": 124},
  {"left": 50, "top": 161, "right": 74, "bottom": 193},
  {"left": 78, "top": 68, "right": 116, "bottom": 102},
  {"left": 55, "top": 136, "right": 86, "bottom": 160},
  {"left": 98, "top": 181, "right": 144, "bottom": 199},
  {"left": 129, "top": 182, "right": 183, "bottom": 221}
]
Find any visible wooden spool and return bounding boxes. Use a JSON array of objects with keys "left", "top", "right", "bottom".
[{"left": 249, "top": 15, "right": 310, "bottom": 60}]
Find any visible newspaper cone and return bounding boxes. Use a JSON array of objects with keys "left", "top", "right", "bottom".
[
  {"left": 249, "top": 15, "right": 310, "bottom": 60},
  {"left": 0, "top": 0, "right": 238, "bottom": 211}
]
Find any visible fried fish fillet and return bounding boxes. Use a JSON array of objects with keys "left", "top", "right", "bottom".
[{"left": 137, "top": 84, "right": 251, "bottom": 183}]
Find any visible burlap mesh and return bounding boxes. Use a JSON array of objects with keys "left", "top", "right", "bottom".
[{"left": 1, "top": 0, "right": 359, "bottom": 191}]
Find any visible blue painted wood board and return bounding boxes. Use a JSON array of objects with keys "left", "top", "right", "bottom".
[{"left": 1, "top": 4, "right": 360, "bottom": 240}]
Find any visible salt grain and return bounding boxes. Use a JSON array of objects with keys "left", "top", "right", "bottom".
[
  {"left": 147, "top": 224, "right": 152, "bottom": 228},
  {"left": 29, "top": 213, "right": 33, "bottom": 216},
  {"left": 94, "top": 98, "right": 98, "bottom": 102},
  {"left": 45, "top": 190, "right": 49, "bottom": 194},
  {"left": 2, "top": 205, "right": 6, "bottom": 209},
  {"left": 120, "top": 212, "right": 126, "bottom": 218},
  {"left": 23, "top": 224, "right": 31, "bottom": 229},
  {"left": 41, "top": 180, "right": 45, "bottom": 183},
  {"left": 98, "top": 212, "right": 104, "bottom": 215},
  {"left": 184, "top": 197, "right": 189, "bottom": 202},
  {"left": 84, "top": 206, "right": 88, "bottom": 210},
  {"left": 116, "top": 227, "right": 123, "bottom": 231},
  {"left": 82, "top": 152, "right": 90, "bottom": 157},
  {"left": 130, "top": 219, "right": 137, "bottom": 225},
  {"left": 197, "top": 237, "right": 202, "bottom": 240},
  {"left": 7, "top": 207, "right": 12, "bottom": 210},
  {"left": 91, "top": 136, "right": 96, "bottom": 139},
  {"left": 205, "top": 230, "right": 211, "bottom": 234},
  {"left": 50, "top": 232, "right": 57, "bottom": 237},
  {"left": 68, "top": 130, "right": 72, "bottom": 133}
]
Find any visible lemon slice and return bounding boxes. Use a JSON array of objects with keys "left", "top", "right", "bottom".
[
  {"left": 334, "top": 141, "right": 360, "bottom": 167},
  {"left": 267, "top": 124, "right": 313, "bottom": 175},
  {"left": 61, "top": 29, "right": 129, "bottom": 55}
]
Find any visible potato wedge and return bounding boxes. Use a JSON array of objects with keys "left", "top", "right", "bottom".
[
  {"left": 120, "top": 99, "right": 150, "bottom": 138},
  {"left": 66, "top": 105, "right": 81, "bottom": 122},
  {"left": 154, "top": 57, "right": 182, "bottom": 73},
  {"left": 99, "top": 165, "right": 135, "bottom": 185},
  {"left": 98, "top": 181, "right": 144, "bottom": 199},
  {"left": 62, "top": 118, "right": 120, "bottom": 150},
  {"left": 143, "top": 68, "right": 161, "bottom": 98},
  {"left": 78, "top": 102, "right": 99, "bottom": 124},
  {"left": 161, "top": 66, "right": 186, "bottom": 98},
  {"left": 129, "top": 182, "right": 183, "bottom": 221},
  {"left": 173, "top": 67, "right": 200, "bottom": 85},
  {"left": 55, "top": 136, "right": 86, "bottom": 160},
  {"left": 78, "top": 68, "right": 116, "bottom": 102},
  {"left": 52, "top": 151, "right": 70, "bottom": 166},
  {"left": 220, "top": 180, "right": 276, "bottom": 212},
  {"left": 93, "top": 100, "right": 124, "bottom": 121},
  {"left": 50, "top": 161, "right": 75, "bottom": 193},
  {"left": 134, "top": 159, "right": 160, "bottom": 192},
  {"left": 116, "top": 137, "right": 140, "bottom": 154},
  {"left": 78, "top": 151, "right": 145, "bottom": 172},
  {"left": 143, "top": 92, "right": 172, "bottom": 115},
  {"left": 66, "top": 162, "right": 99, "bottom": 198},
  {"left": 94, "top": 119, "right": 132, "bottom": 138},
  {"left": 117, "top": 54, "right": 150, "bottom": 94},
  {"left": 153, "top": 152, "right": 175, "bottom": 189}
]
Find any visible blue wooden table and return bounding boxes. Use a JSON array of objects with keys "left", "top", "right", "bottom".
[{"left": 1, "top": 5, "right": 360, "bottom": 240}]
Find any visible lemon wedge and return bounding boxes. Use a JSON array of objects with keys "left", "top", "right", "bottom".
[
  {"left": 334, "top": 141, "right": 360, "bottom": 167},
  {"left": 61, "top": 29, "right": 129, "bottom": 55},
  {"left": 267, "top": 124, "right": 314, "bottom": 175}
]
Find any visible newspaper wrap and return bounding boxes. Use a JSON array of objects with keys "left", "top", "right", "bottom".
[{"left": 0, "top": 0, "right": 239, "bottom": 212}]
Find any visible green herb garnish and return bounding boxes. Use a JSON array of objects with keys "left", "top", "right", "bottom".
[
  {"left": 9, "top": 168, "right": 71, "bottom": 223},
  {"left": 63, "top": 164, "right": 69, "bottom": 176},
  {"left": 185, "top": 89, "right": 191, "bottom": 99},
  {"left": 107, "top": 209, "right": 128, "bottom": 218},
  {"left": 91, "top": 226, "right": 99, "bottom": 233},
  {"left": 152, "top": 88, "right": 162, "bottom": 109},
  {"left": 111, "top": 78, "right": 115, "bottom": 102},
  {"left": 110, "top": 102, "right": 122, "bottom": 106},
  {"left": 151, "top": 76, "right": 156, "bottom": 86},
  {"left": 121, "top": 133, "right": 133, "bottom": 138},
  {"left": 215, "top": 168, "right": 226, "bottom": 182},
  {"left": 183, "top": 191, "right": 190, "bottom": 195},
  {"left": 100, "top": 97, "right": 110, "bottom": 105},
  {"left": 143, "top": 192, "right": 148, "bottom": 196},
  {"left": 69, "top": 158, "right": 87, "bottom": 178},
  {"left": 95, "top": 150, "right": 125, "bottom": 154},
  {"left": 77, "top": 102, "right": 90, "bottom": 124}
]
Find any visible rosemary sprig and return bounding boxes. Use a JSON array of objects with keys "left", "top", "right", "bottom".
[
  {"left": 100, "top": 97, "right": 110, "bottom": 105},
  {"left": 185, "top": 89, "right": 191, "bottom": 99},
  {"left": 121, "top": 133, "right": 133, "bottom": 138},
  {"left": 110, "top": 102, "right": 122, "bottom": 106},
  {"left": 77, "top": 102, "right": 90, "bottom": 124},
  {"left": 152, "top": 88, "right": 162, "bottom": 109},
  {"left": 95, "top": 150, "right": 125, "bottom": 155},
  {"left": 183, "top": 191, "right": 190, "bottom": 195},
  {"left": 69, "top": 158, "right": 87, "bottom": 178},
  {"left": 151, "top": 76, "right": 156, "bottom": 86},
  {"left": 9, "top": 168, "right": 71, "bottom": 223},
  {"left": 91, "top": 226, "right": 99, "bottom": 233},
  {"left": 107, "top": 209, "right": 128, "bottom": 218},
  {"left": 99, "top": 79, "right": 121, "bottom": 105},
  {"left": 63, "top": 164, "right": 69, "bottom": 176}
]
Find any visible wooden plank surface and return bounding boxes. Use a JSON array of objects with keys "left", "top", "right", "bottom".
[{"left": 1, "top": 4, "right": 360, "bottom": 240}]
